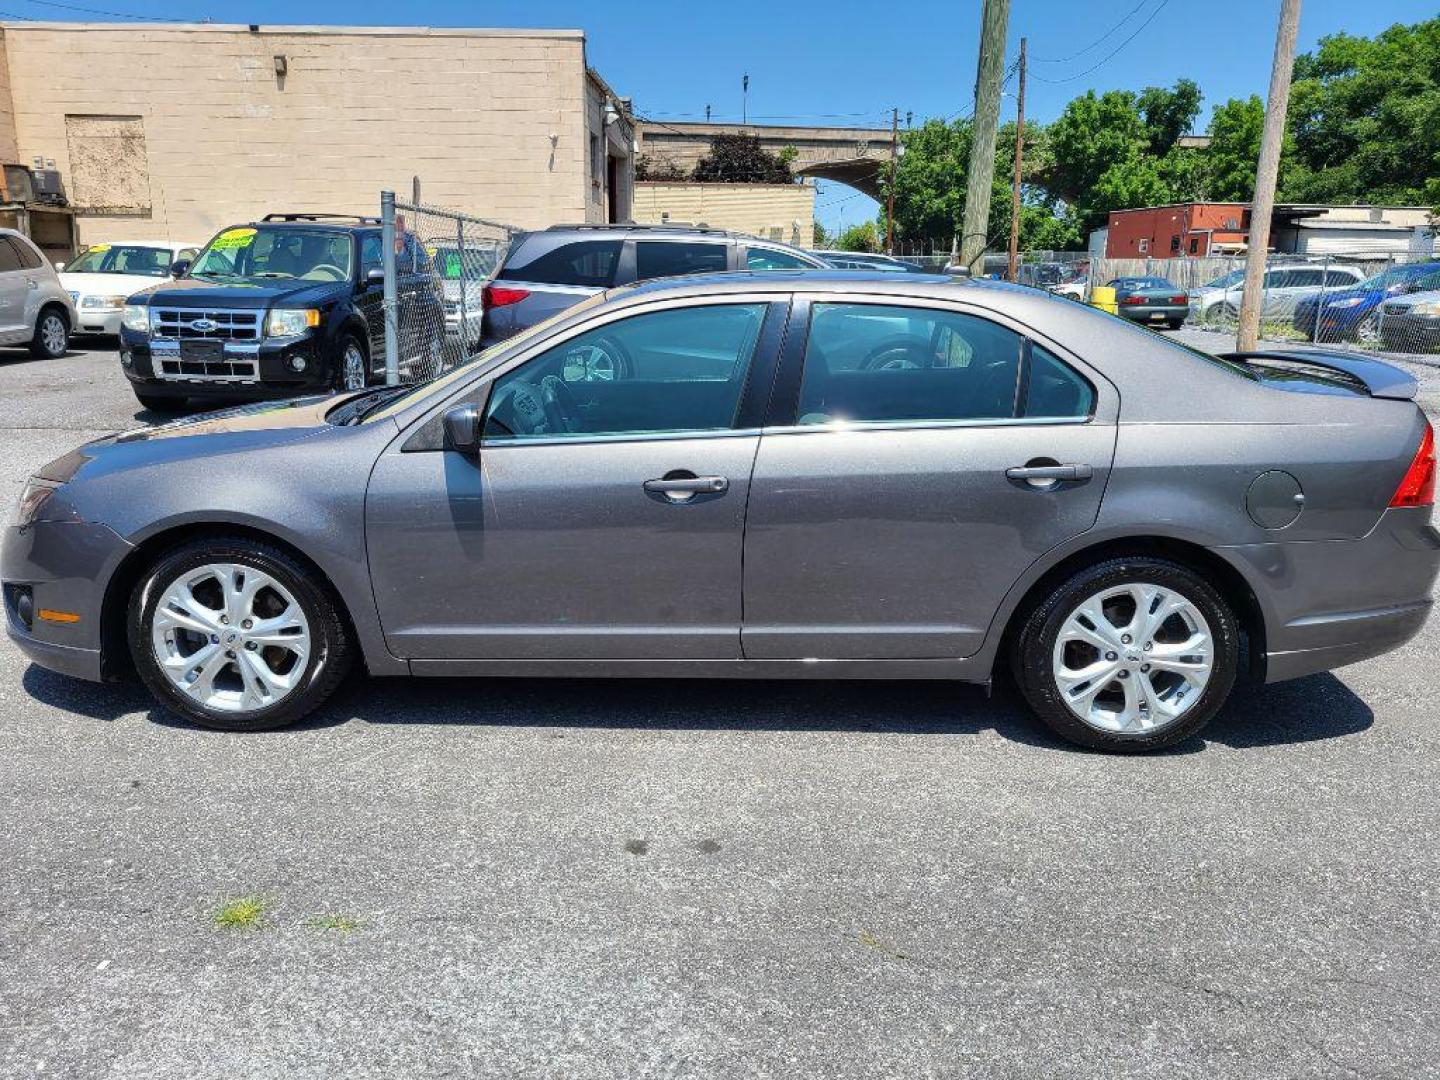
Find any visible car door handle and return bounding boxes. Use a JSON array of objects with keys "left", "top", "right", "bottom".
[
  {"left": 1006, "top": 463, "right": 1093, "bottom": 482},
  {"left": 643, "top": 474, "right": 729, "bottom": 501}
]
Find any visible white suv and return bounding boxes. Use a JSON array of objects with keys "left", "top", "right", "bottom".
[
  {"left": 0, "top": 228, "right": 77, "bottom": 358},
  {"left": 59, "top": 240, "right": 199, "bottom": 335},
  {"left": 1191, "top": 264, "right": 1365, "bottom": 324}
]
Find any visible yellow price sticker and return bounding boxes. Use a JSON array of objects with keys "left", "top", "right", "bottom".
[
  {"left": 87, "top": 243, "right": 112, "bottom": 253},
  {"left": 211, "top": 228, "right": 257, "bottom": 251},
  {"left": 425, "top": 245, "right": 438, "bottom": 256}
]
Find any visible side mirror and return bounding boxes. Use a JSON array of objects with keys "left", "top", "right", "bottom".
[
  {"left": 366, "top": 267, "right": 385, "bottom": 285},
  {"left": 54, "top": 260, "right": 65, "bottom": 272},
  {"left": 170, "top": 258, "right": 191, "bottom": 278},
  {"left": 444, "top": 404, "right": 482, "bottom": 454}
]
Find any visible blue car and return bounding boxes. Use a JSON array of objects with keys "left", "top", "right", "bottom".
[{"left": 1293, "top": 262, "right": 1440, "bottom": 344}]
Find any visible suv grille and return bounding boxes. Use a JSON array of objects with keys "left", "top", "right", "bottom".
[
  {"left": 1382, "top": 302, "right": 1408, "bottom": 316},
  {"left": 150, "top": 307, "right": 263, "bottom": 382}
]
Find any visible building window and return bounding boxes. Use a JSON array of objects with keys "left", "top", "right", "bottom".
[
  {"left": 1137, "top": 238, "right": 1150, "bottom": 254},
  {"left": 1189, "top": 238, "right": 1200, "bottom": 255},
  {"left": 64, "top": 114, "right": 151, "bottom": 216},
  {"left": 1170, "top": 235, "right": 1181, "bottom": 254},
  {"left": 590, "top": 133, "right": 603, "bottom": 202}
]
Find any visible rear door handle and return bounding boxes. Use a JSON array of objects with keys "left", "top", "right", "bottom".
[
  {"left": 643, "top": 474, "right": 729, "bottom": 500},
  {"left": 1006, "top": 463, "right": 1093, "bottom": 482}
]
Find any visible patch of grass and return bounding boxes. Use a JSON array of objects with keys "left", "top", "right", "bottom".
[
  {"left": 213, "top": 895, "right": 267, "bottom": 930},
  {"left": 308, "top": 914, "right": 362, "bottom": 932},
  {"left": 1260, "top": 321, "right": 1308, "bottom": 342}
]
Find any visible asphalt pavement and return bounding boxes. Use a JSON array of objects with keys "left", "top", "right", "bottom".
[{"left": 2, "top": 341, "right": 1439, "bottom": 1079}]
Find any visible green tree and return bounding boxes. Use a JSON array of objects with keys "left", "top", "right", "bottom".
[
  {"left": 836, "top": 220, "right": 880, "bottom": 252},
  {"left": 1138, "top": 78, "right": 1203, "bottom": 155},
  {"left": 812, "top": 220, "right": 830, "bottom": 248},
  {"left": 1204, "top": 96, "right": 1266, "bottom": 201},
  {"left": 692, "top": 133, "right": 793, "bottom": 183},
  {"left": 1282, "top": 17, "right": 1440, "bottom": 208}
]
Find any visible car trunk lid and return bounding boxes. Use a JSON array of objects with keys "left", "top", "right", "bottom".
[{"left": 1220, "top": 349, "right": 1418, "bottom": 401}]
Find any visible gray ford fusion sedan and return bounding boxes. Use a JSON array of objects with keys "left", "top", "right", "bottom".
[{"left": 5, "top": 272, "right": 1438, "bottom": 752}]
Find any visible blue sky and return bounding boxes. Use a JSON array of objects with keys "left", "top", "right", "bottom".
[{"left": 7, "top": 0, "right": 1432, "bottom": 235}]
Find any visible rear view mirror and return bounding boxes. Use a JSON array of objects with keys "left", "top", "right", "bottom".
[
  {"left": 170, "top": 258, "right": 191, "bottom": 278},
  {"left": 444, "top": 404, "right": 481, "bottom": 454}
]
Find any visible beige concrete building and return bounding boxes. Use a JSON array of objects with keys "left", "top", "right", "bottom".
[
  {"left": 0, "top": 21, "right": 635, "bottom": 251},
  {"left": 632, "top": 181, "right": 816, "bottom": 248}
]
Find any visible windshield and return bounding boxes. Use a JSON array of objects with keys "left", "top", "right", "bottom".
[
  {"left": 1354, "top": 265, "right": 1438, "bottom": 292},
  {"left": 65, "top": 244, "right": 173, "bottom": 277},
  {"left": 1201, "top": 269, "right": 1245, "bottom": 289},
  {"left": 189, "top": 226, "right": 353, "bottom": 283}
]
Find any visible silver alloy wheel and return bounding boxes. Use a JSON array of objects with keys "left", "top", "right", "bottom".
[
  {"left": 341, "top": 341, "right": 367, "bottom": 390},
  {"left": 150, "top": 563, "right": 312, "bottom": 714},
  {"left": 40, "top": 313, "right": 66, "bottom": 355},
  {"left": 1356, "top": 312, "right": 1382, "bottom": 347},
  {"left": 1052, "top": 582, "right": 1214, "bottom": 735},
  {"left": 562, "top": 343, "right": 623, "bottom": 382}
]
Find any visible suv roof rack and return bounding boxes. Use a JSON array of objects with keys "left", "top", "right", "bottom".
[
  {"left": 543, "top": 222, "right": 731, "bottom": 235},
  {"left": 260, "top": 213, "right": 382, "bottom": 225}
]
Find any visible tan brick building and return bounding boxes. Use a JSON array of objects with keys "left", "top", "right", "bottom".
[
  {"left": 0, "top": 21, "right": 634, "bottom": 251},
  {"left": 632, "top": 181, "right": 816, "bottom": 249}
]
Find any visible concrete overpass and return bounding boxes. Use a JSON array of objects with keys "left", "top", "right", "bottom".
[{"left": 635, "top": 121, "right": 895, "bottom": 199}]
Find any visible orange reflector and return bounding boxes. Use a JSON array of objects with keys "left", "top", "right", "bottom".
[{"left": 37, "top": 609, "right": 81, "bottom": 624}]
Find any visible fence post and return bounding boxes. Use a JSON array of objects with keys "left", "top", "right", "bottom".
[
  {"left": 380, "top": 189, "right": 400, "bottom": 386},
  {"left": 1315, "top": 253, "right": 1329, "bottom": 342},
  {"left": 456, "top": 217, "right": 468, "bottom": 358}
]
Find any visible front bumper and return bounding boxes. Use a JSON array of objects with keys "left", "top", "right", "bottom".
[
  {"left": 1379, "top": 314, "right": 1440, "bottom": 353},
  {"left": 2, "top": 518, "right": 134, "bottom": 683},
  {"left": 120, "top": 332, "right": 333, "bottom": 399},
  {"left": 75, "top": 307, "right": 124, "bottom": 335},
  {"left": 1217, "top": 506, "right": 1440, "bottom": 683}
]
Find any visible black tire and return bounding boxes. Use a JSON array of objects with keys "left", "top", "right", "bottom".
[
  {"left": 1010, "top": 557, "right": 1240, "bottom": 753},
  {"left": 127, "top": 537, "right": 352, "bottom": 732},
  {"left": 1166, "top": 318, "right": 1185, "bottom": 331},
  {"left": 134, "top": 390, "right": 185, "bottom": 412},
  {"left": 30, "top": 305, "right": 69, "bottom": 358},
  {"left": 333, "top": 333, "right": 371, "bottom": 392}
]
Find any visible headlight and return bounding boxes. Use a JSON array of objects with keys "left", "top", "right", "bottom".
[
  {"left": 121, "top": 304, "right": 150, "bottom": 333},
  {"left": 265, "top": 308, "right": 321, "bottom": 338},
  {"left": 1323, "top": 297, "right": 1365, "bottom": 309},
  {"left": 9, "top": 477, "right": 60, "bottom": 528},
  {"left": 1408, "top": 301, "right": 1440, "bottom": 316},
  {"left": 81, "top": 294, "right": 127, "bottom": 310}
]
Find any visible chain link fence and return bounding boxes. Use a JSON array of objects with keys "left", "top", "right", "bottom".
[{"left": 378, "top": 189, "right": 516, "bottom": 385}]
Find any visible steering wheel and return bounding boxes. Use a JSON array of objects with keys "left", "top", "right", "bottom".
[
  {"left": 859, "top": 334, "right": 933, "bottom": 370},
  {"left": 306, "top": 264, "right": 346, "bottom": 282},
  {"left": 540, "top": 375, "right": 581, "bottom": 434}
]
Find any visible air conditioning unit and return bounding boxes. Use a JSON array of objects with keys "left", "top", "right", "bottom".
[
  {"left": 29, "top": 168, "right": 67, "bottom": 206},
  {"left": 1, "top": 164, "right": 34, "bottom": 203}
]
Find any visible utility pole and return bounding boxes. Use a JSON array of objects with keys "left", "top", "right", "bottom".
[
  {"left": 959, "top": 0, "right": 1011, "bottom": 275},
  {"left": 1007, "top": 36, "right": 1027, "bottom": 282},
  {"left": 884, "top": 106, "right": 899, "bottom": 254},
  {"left": 742, "top": 74, "right": 749, "bottom": 125},
  {"left": 705, "top": 104, "right": 711, "bottom": 123},
  {"left": 1237, "top": 0, "right": 1302, "bottom": 351}
]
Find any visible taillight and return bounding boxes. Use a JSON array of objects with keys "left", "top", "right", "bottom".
[
  {"left": 1171, "top": 295, "right": 1186, "bottom": 304},
  {"left": 1120, "top": 295, "right": 1145, "bottom": 305},
  {"left": 482, "top": 284, "right": 529, "bottom": 309},
  {"left": 1391, "top": 422, "right": 1436, "bottom": 508}
]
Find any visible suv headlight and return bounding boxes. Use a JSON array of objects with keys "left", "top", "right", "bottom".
[
  {"left": 1408, "top": 301, "right": 1440, "bottom": 317},
  {"left": 121, "top": 304, "right": 149, "bottom": 333},
  {"left": 265, "top": 308, "right": 321, "bottom": 338},
  {"left": 81, "top": 294, "right": 128, "bottom": 310},
  {"left": 9, "top": 477, "right": 61, "bottom": 528}
]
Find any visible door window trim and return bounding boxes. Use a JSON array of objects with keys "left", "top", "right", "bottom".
[{"left": 765, "top": 292, "right": 1106, "bottom": 432}]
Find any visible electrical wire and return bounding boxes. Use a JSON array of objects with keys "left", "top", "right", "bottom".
[
  {"left": 1031, "top": 0, "right": 1151, "bottom": 63},
  {"left": 1029, "top": 0, "right": 1170, "bottom": 84},
  {"left": 13, "top": 0, "right": 203, "bottom": 20}
]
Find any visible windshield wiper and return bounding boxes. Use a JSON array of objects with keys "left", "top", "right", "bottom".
[{"left": 335, "top": 383, "right": 418, "bottom": 424}]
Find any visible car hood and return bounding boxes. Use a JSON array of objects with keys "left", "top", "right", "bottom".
[
  {"left": 1379, "top": 288, "right": 1440, "bottom": 312},
  {"left": 60, "top": 271, "right": 170, "bottom": 297},
  {"left": 127, "top": 276, "right": 350, "bottom": 308},
  {"left": 1294, "top": 287, "right": 1382, "bottom": 310},
  {"left": 33, "top": 394, "right": 354, "bottom": 485}
]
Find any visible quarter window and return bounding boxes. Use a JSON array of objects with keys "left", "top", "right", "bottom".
[
  {"left": 8, "top": 237, "right": 42, "bottom": 270},
  {"left": 635, "top": 241, "right": 727, "bottom": 280},
  {"left": 1024, "top": 344, "right": 1095, "bottom": 418},
  {"left": 0, "top": 239, "right": 22, "bottom": 273},
  {"left": 746, "top": 247, "right": 812, "bottom": 270},
  {"left": 483, "top": 303, "right": 768, "bottom": 441}
]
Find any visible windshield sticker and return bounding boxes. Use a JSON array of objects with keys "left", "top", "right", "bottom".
[
  {"left": 444, "top": 252, "right": 462, "bottom": 278},
  {"left": 86, "top": 243, "right": 112, "bottom": 253},
  {"left": 211, "top": 228, "right": 257, "bottom": 251}
]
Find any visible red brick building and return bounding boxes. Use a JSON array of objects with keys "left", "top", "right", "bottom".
[{"left": 1105, "top": 203, "right": 1251, "bottom": 258}]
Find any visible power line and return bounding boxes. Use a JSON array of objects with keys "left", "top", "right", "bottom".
[
  {"left": 1031, "top": 0, "right": 1150, "bottom": 63},
  {"left": 14, "top": 0, "right": 204, "bottom": 20},
  {"left": 1029, "top": 0, "right": 1170, "bottom": 84}
]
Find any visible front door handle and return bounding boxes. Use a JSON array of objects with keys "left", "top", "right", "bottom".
[
  {"left": 1006, "top": 463, "right": 1093, "bottom": 483},
  {"left": 643, "top": 473, "right": 729, "bottom": 501}
]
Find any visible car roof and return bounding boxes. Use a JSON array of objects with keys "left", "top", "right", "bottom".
[{"left": 616, "top": 268, "right": 1001, "bottom": 301}]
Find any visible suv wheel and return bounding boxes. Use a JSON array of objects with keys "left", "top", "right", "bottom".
[
  {"left": 128, "top": 537, "right": 352, "bottom": 731},
  {"left": 335, "top": 335, "right": 369, "bottom": 392},
  {"left": 30, "top": 306, "right": 69, "bottom": 358},
  {"left": 1011, "top": 557, "right": 1240, "bottom": 753}
]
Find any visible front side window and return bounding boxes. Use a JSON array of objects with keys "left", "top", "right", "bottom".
[
  {"left": 65, "top": 244, "right": 173, "bottom": 276},
  {"left": 188, "top": 226, "right": 353, "bottom": 283},
  {"left": 1287, "top": 269, "right": 1325, "bottom": 288},
  {"left": 636, "top": 241, "right": 727, "bottom": 280},
  {"left": 747, "top": 247, "right": 812, "bottom": 271},
  {"left": 797, "top": 303, "right": 1027, "bottom": 425},
  {"left": 483, "top": 303, "right": 767, "bottom": 441}
]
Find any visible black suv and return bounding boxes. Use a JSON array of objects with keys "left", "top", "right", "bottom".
[
  {"left": 481, "top": 224, "right": 830, "bottom": 346},
  {"left": 118, "top": 214, "right": 444, "bottom": 410}
]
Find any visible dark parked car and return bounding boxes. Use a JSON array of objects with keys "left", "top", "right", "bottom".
[
  {"left": 118, "top": 214, "right": 446, "bottom": 410},
  {"left": 7, "top": 273, "right": 1436, "bottom": 752},
  {"left": 1107, "top": 276, "right": 1189, "bottom": 330},
  {"left": 480, "top": 224, "right": 829, "bottom": 345},
  {"left": 1292, "top": 263, "right": 1440, "bottom": 345}
]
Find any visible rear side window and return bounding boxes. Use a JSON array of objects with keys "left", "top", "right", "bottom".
[
  {"left": 7, "top": 237, "right": 41, "bottom": 269},
  {"left": 747, "top": 247, "right": 812, "bottom": 270},
  {"left": 499, "top": 239, "right": 621, "bottom": 288},
  {"left": 1287, "top": 269, "right": 1324, "bottom": 288},
  {"left": 797, "top": 303, "right": 1024, "bottom": 425},
  {"left": 636, "top": 241, "right": 727, "bottom": 280}
]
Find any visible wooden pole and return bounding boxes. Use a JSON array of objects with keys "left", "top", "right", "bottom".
[
  {"left": 1007, "top": 37, "right": 1026, "bottom": 282},
  {"left": 959, "top": 0, "right": 1011, "bottom": 275}
]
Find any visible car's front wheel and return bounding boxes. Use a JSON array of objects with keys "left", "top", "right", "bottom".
[
  {"left": 1012, "top": 557, "right": 1240, "bottom": 752},
  {"left": 128, "top": 537, "right": 352, "bottom": 731},
  {"left": 334, "top": 335, "right": 370, "bottom": 392}
]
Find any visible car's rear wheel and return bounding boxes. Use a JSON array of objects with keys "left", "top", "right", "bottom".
[
  {"left": 30, "top": 306, "right": 69, "bottom": 358},
  {"left": 128, "top": 538, "right": 352, "bottom": 731},
  {"left": 1011, "top": 557, "right": 1240, "bottom": 752}
]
